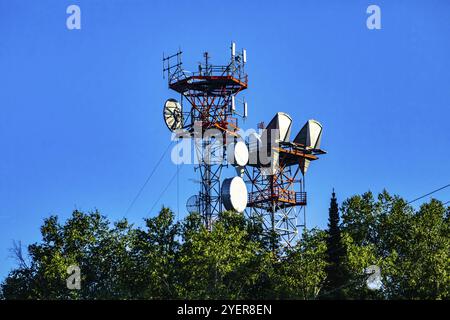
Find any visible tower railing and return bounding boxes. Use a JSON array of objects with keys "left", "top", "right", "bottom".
[{"left": 247, "top": 188, "right": 307, "bottom": 207}]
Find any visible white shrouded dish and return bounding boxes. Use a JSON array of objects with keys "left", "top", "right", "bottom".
[
  {"left": 293, "top": 119, "right": 323, "bottom": 149},
  {"left": 221, "top": 176, "right": 248, "bottom": 213},
  {"left": 293, "top": 119, "right": 323, "bottom": 175},
  {"left": 232, "top": 141, "right": 249, "bottom": 166}
]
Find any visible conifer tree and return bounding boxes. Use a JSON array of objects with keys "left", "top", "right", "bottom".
[{"left": 321, "top": 190, "right": 349, "bottom": 299}]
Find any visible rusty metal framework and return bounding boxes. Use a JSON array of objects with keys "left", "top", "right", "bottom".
[
  {"left": 163, "top": 50, "right": 247, "bottom": 136},
  {"left": 192, "top": 139, "right": 225, "bottom": 229},
  {"left": 163, "top": 45, "right": 326, "bottom": 245},
  {"left": 245, "top": 141, "right": 325, "bottom": 247},
  {"left": 163, "top": 46, "right": 248, "bottom": 228}
]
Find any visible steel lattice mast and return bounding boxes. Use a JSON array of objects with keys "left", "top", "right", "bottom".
[
  {"left": 244, "top": 117, "right": 326, "bottom": 247},
  {"left": 162, "top": 45, "right": 326, "bottom": 246},
  {"left": 163, "top": 44, "right": 248, "bottom": 229}
]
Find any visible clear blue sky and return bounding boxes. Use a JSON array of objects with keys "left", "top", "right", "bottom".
[{"left": 0, "top": 0, "right": 449, "bottom": 280}]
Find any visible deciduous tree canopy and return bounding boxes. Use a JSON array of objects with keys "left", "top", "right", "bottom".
[{"left": 1, "top": 191, "right": 449, "bottom": 299}]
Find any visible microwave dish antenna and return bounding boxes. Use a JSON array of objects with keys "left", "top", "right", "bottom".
[
  {"left": 163, "top": 98, "right": 184, "bottom": 132},
  {"left": 221, "top": 176, "right": 248, "bottom": 213}
]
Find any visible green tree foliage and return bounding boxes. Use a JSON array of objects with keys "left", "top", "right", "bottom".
[
  {"left": 274, "top": 229, "right": 327, "bottom": 299},
  {"left": 341, "top": 191, "right": 450, "bottom": 299},
  {"left": 320, "top": 191, "right": 351, "bottom": 299},
  {"left": 176, "top": 211, "right": 270, "bottom": 299},
  {"left": 1, "top": 191, "right": 449, "bottom": 300},
  {"left": 130, "top": 207, "right": 180, "bottom": 299}
]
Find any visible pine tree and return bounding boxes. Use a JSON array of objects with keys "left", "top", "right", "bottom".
[{"left": 321, "top": 190, "right": 349, "bottom": 299}]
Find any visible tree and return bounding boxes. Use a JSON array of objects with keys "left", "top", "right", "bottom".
[
  {"left": 175, "top": 211, "right": 269, "bottom": 299},
  {"left": 320, "top": 190, "right": 350, "bottom": 299},
  {"left": 382, "top": 199, "right": 450, "bottom": 299},
  {"left": 0, "top": 210, "right": 135, "bottom": 299},
  {"left": 1, "top": 194, "right": 449, "bottom": 300},
  {"left": 275, "top": 229, "right": 327, "bottom": 299},
  {"left": 341, "top": 191, "right": 450, "bottom": 299},
  {"left": 130, "top": 207, "right": 180, "bottom": 299}
]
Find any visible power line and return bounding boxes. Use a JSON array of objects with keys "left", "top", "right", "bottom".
[
  {"left": 124, "top": 140, "right": 174, "bottom": 216},
  {"left": 315, "top": 277, "right": 362, "bottom": 299},
  {"left": 406, "top": 183, "right": 450, "bottom": 205},
  {"left": 315, "top": 185, "right": 450, "bottom": 298},
  {"left": 176, "top": 139, "right": 180, "bottom": 220},
  {"left": 148, "top": 164, "right": 182, "bottom": 215},
  {"left": 314, "top": 184, "right": 450, "bottom": 259}
]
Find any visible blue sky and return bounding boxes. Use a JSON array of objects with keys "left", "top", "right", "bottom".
[{"left": 0, "top": 0, "right": 449, "bottom": 280}]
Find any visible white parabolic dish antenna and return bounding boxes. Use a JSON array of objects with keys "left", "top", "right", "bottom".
[
  {"left": 229, "top": 141, "right": 249, "bottom": 167},
  {"left": 221, "top": 176, "right": 248, "bottom": 213},
  {"left": 163, "top": 98, "right": 183, "bottom": 131}
]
